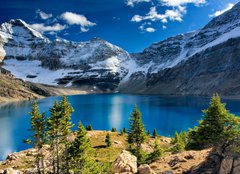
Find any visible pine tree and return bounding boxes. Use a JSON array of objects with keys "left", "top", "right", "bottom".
[
  {"left": 123, "top": 128, "right": 127, "bottom": 134},
  {"left": 111, "top": 127, "right": 117, "bottom": 132},
  {"left": 188, "top": 94, "right": 230, "bottom": 148},
  {"left": 153, "top": 129, "right": 158, "bottom": 138},
  {"left": 127, "top": 105, "right": 146, "bottom": 160},
  {"left": 171, "top": 132, "right": 185, "bottom": 153},
  {"left": 147, "top": 139, "right": 163, "bottom": 163},
  {"left": 68, "top": 122, "right": 99, "bottom": 174},
  {"left": 29, "top": 101, "right": 47, "bottom": 174},
  {"left": 48, "top": 101, "right": 62, "bottom": 174},
  {"left": 59, "top": 96, "right": 74, "bottom": 173},
  {"left": 86, "top": 125, "right": 93, "bottom": 131},
  {"left": 105, "top": 133, "right": 112, "bottom": 147}
]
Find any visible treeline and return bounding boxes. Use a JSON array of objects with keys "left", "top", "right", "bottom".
[{"left": 26, "top": 94, "right": 240, "bottom": 173}]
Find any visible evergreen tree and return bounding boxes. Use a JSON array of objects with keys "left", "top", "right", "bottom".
[
  {"left": 111, "top": 127, "right": 117, "bottom": 132},
  {"left": 147, "top": 139, "right": 163, "bottom": 163},
  {"left": 86, "top": 125, "right": 93, "bottom": 131},
  {"left": 48, "top": 101, "right": 62, "bottom": 174},
  {"left": 153, "top": 129, "right": 158, "bottom": 138},
  {"left": 123, "top": 128, "right": 127, "bottom": 134},
  {"left": 171, "top": 132, "right": 186, "bottom": 153},
  {"left": 105, "top": 133, "right": 112, "bottom": 147},
  {"left": 68, "top": 122, "right": 99, "bottom": 174},
  {"left": 146, "top": 130, "right": 150, "bottom": 136},
  {"left": 127, "top": 105, "right": 146, "bottom": 160},
  {"left": 29, "top": 101, "right": 47, "bottom": 174},
  {"left": 188, "top": 94, "right": 230, "bottom": 148},
  {"left": 59, "top": 96, "right": 74, "bottom": 173}
]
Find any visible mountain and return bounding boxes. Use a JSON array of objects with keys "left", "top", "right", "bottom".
[
  {"left": 0, "top": 19, "right": 131, "bottom": 91},
  {"left": 0, "top": 2, "right": 240, "bottom": 96},
  {"left": 119, "top": 2, "right": 240, "bottom": 96}
]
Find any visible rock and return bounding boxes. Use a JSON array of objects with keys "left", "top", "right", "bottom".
[
  {"left": 219, "top": 156, "right": 233, "bottom": 174},
  {"left": 4, "top": 168, "right": 22, "bottom": 174},
  {"left": 6, "top": 154, "right": 18, "bottom": 161},
  {"left": 168, "top": 157, "right": 180, "bottom": 167},
  {"left": 158, "top": 171, "right": 175, "bottom": 174},
  {"left": 138, "top": 164, "right": 155, "bottom": 174},
  {"left": 232, "top": 158, "right": 240, "bottom": 174},
  {"left": 114, "top": 150, "right": 137, "bottom": 174},
  {"left": 184, "top": 154, "right": 194, "bottom": 160}
]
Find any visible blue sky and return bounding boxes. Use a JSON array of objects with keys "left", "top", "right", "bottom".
[{"left": 0, "top": 0, "right": 238, "bottom": 52}]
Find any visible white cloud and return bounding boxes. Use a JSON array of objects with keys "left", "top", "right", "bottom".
[
  {"left": 131, "top": 6, "right": 185, "bottom": 23},
  {"left": 61, "top": 12, "right": 96, "bottom": 32},
  {"left": 160, "top": 0, "right": 206, "bottom": 7},
  {"left": 162, "top": 25, "right": 167, "bottom": 29},
  {"left": 209, "top": 3, "right": 234, "bottom": 17},
  {"left": 126, "top": 0, "right": 151, "bottom": 7},
  {"left": 139, "top": 23, "right": 156, "bottom": 32},
  {"left": 36, "top": 9, "right": 53, "bottom": 20},
  {"left": 128, "top": 0, "right": 206, "bottom": 32},
  {"left": 29, "top": 23, "right": 66, "bottom": 33},
  {"left": 145, "top": 27, "right": 155, "bottom": 32}
]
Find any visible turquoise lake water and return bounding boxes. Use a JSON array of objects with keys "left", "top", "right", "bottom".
[{"left": 0, "top": 94, "right": 240, "bottom": 160}]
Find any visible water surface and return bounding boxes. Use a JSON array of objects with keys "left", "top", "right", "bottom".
[{"left": 0, "top": 94, "right": 240, "bottom": 160}]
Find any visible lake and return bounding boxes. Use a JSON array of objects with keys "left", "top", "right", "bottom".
[{"left": 0, "top": 94, "right": 240, "bottom": 160}]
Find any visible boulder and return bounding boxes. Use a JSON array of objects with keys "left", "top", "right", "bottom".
[
  {"left": 4, "top": 168, "right": 22, "bottom": 174},
  {"left": 232, "top": 158, "right": 240, "bottom": 174},
  {"left": 219, "top": 156, "right": 233, "bottom": 174},
  {"left": 114, "top": 150, "right": 137, "bottom": 174},
  {"left": 158, "top": 171, "right": 175, "bottom": 174},
  {"left": 6, "top": 154, "right": 18, "bottom": 161},
  {"left": 138, "top": 164, "right": 155, "bottom": 174}
]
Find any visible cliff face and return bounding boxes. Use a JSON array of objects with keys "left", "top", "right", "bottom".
[{"left": 0, "top": 2, "right": 240, "bottom": 96}]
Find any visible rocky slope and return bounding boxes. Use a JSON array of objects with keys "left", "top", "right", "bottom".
[
  {"left": 0, "top": 2, "right": 240, "bottom": 96},
  {"left": 0, "top": 67, "right": 45, "bottom": 102},
  {"left": 0, "top": 131, "right": 210, "bottom": 174},
  {"left": 119, "top": 2, "right": 240, "bottom": 96}
]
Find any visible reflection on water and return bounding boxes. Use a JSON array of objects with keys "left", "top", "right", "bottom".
[{"left": 0, "top": 94, "right": 240, "bottom": 160}]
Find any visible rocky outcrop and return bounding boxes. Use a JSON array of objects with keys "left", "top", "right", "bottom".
[
  {"left": 186, "top": 138, "right": 240, "bottom": 174},
  {"left": 138, "top": 164, "right": 155, "bottom": 174},
  {"left": 114, "top": 150, "right": 138, "bottom": 174},
  {"left": 0, "top": 168, "right": 22, "bottom": 174}
]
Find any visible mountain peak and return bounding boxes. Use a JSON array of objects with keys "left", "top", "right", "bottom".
[
  {"left": 0, "top": 19, "right": 46, "bottom": 40},
  {"left": 203, "top": 2, "right": 240, "bottom": 30}
]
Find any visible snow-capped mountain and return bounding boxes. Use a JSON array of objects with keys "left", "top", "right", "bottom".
[
  {"left": 1, "top": 2, "right": 240, "bottom": 95},
  {"left": 0, "top": 19, "right": 131, "bottom": 91},
  {"left": 119, "top": 2, "right": 240, "bottom": 96}
]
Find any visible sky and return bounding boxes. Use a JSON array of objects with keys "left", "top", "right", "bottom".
[{"left": 0, "top": 0, "right": 238, "bottom": 53}]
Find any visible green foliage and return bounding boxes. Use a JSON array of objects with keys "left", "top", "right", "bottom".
[
  {"left": 120, "top": 129, "right": 125, "bottom": 136},
  {"left": 68, "top": 122, "right": 101, "bottom": 174},
  {"left": 86, "top": 125, "right": 93, "bottom": 131},
  {"left": 188, "top": 94, "right": 237, "bottom": 149},
  {"left": 105, "top": 133, "right": 112, "bottom": 147},
  {"left": 47, "top": 96, "right": 74, "bottom": 173},
  {"left": 146, "top": 139, "right": 163, "bottom": 163},
  {"left": 127, "top": 105, "right": 146, "bottom": 164},
  {"left": 146, "top": 130, "right": 150, "bottom": 136},
  {"left": 28, "top": 100, "right": 47, "bottom": 174},
  {"left": 111, "top": 127, "right": 117, "bottom": 132},
  {"left": 153, "top": 128, "right": 158, "bottom": 138},
  {"left": 171, "top": 132, "right": 188, "bottom": 153}
]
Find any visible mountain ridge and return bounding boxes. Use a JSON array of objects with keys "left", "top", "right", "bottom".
[{"left": 0, "top": 2, "right": 240, "bottom": 96}]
